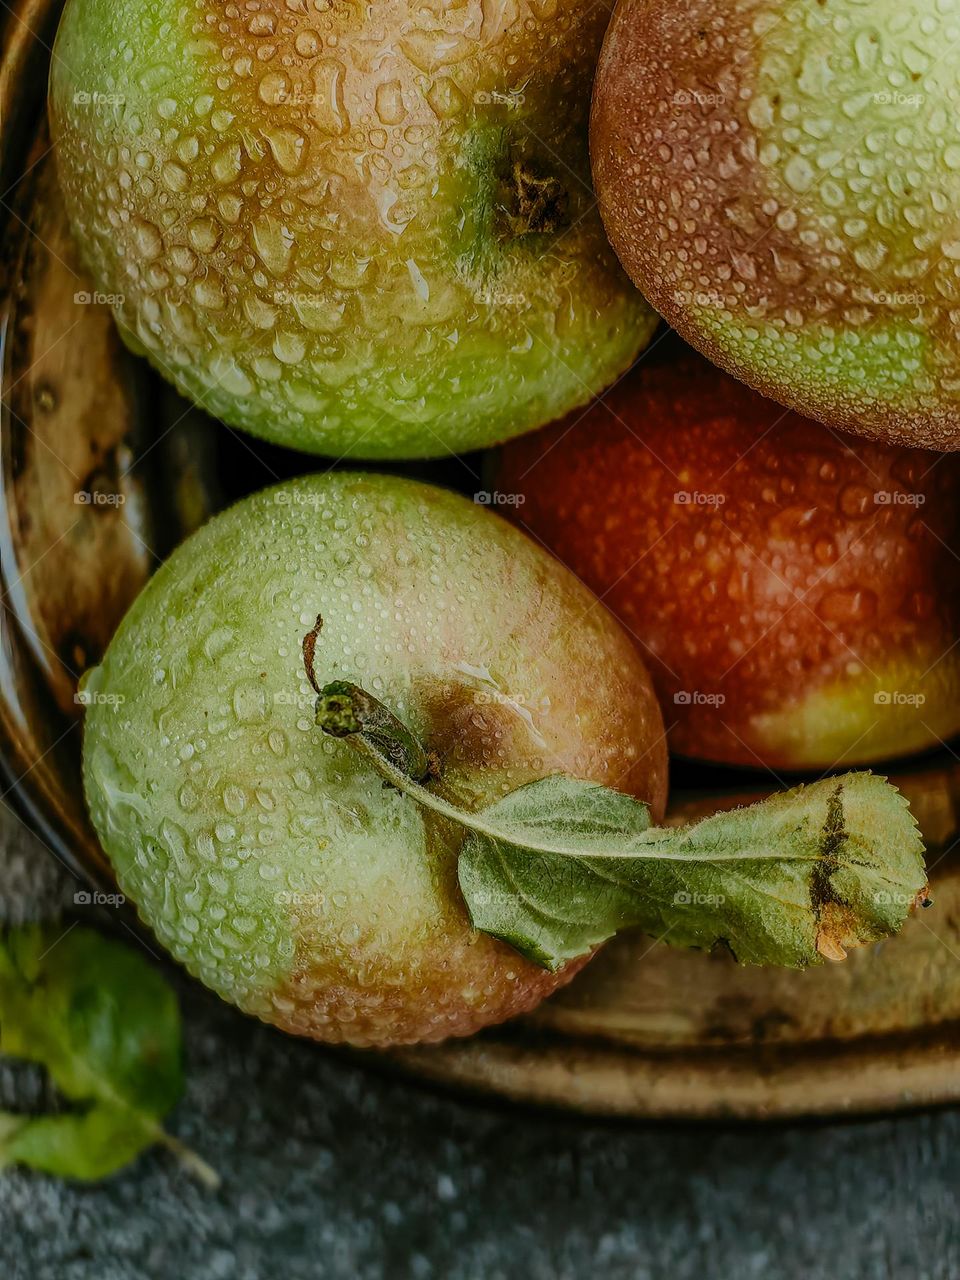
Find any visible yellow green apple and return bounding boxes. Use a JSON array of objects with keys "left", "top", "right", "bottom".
[
  {"left": 49, "top": 0, "right": 656, "bottom": 458},
  {"left": 82, "top": 473, "right": 667, "bottom": 1046}
]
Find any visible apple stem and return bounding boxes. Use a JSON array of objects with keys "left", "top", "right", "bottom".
[{"left": 301, "top": 614, "right": 324, "bottom": 696}]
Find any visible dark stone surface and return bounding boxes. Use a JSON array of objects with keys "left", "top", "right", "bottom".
[{"left": 2, "top": 799, "right": 958, "bottom": 1280}]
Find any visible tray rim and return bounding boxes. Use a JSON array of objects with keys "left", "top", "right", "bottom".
[{"left": 387, "top": 1022, "right": 960, "bottom": 1121}]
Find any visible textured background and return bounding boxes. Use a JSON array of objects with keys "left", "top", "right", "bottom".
[{"left": 2, "top": 799, "right": 958, "bottom": 1280}]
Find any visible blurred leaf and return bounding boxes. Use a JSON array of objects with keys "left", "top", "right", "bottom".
[{"left": 0, "top": 925, "right": 215, "bottom": 1184}]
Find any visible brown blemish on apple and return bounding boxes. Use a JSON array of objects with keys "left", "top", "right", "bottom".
[
  {"left": 413, "top": 663, "right": 667, "bottom": 823},
  {"left": 418, "top": 678, "right": 531, "bottom": 776}
]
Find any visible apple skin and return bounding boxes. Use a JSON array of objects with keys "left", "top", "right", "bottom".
[
  {"left": 497, "top": 346, "right": 960, "bottom": 771},
  {"left": 592, "top": 0, "right": 960, "bottom": 451},
  {"left": 81, "top": 473, "right": 667, "bottom": 1047},
  {"left": 48, "top": 0, "right": 656, "bottom": 460}
]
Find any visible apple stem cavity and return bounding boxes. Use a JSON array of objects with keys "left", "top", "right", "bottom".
[
  {"left": 307, "top": 666, "right": 930, "bottom": 974},
  {"left": 506, "top": 159, "right": 569, "bottom": 237}
]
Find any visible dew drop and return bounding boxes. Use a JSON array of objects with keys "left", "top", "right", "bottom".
[
  {"left": 252, "top": 213, "right": 295, "bottom": 275},
  {"left": 188, "top": 217, "right": 223, "bottom": 253},
  {"left": 233, "top": 679, "right": 267, "bottom": 723},
  {"left": 294, "top": 29, "right": 319, "bottom": 57},
  {"left": 222, "top": 784, "right": 247, "bottom": 815},
  {"left": 838, "top": 483, "right": 874, "bottom": 518},
  {"left": 264, "top": 127, "right": 306, "bottom": 175},
  {"left": 133, "top": 219, "right": 162, "bottom": 259},
  {"left": 258, "top": 71, "right": 291, "bottom": 106},
  {"left": 818, "top": 588, "right": 877, "bottom": 624}
]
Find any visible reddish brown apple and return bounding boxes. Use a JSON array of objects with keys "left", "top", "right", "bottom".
[{"left": 498, "top": 346, "right": 960, "bottom": 770}]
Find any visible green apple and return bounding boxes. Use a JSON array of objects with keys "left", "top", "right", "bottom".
[
  {"left": 82, "top": 473, "right": 668, "bottom": 1047},
  {"left": 592, "top": 0, "right": 960, "bottom": 450},
  {"left": 49, "top": 0, "right": 656, "bottom": 459}
]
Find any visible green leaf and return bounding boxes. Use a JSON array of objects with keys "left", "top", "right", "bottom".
[
  {"left": 0, "top": 925, "right": 216, "bottom": 1185},
  {"left": 0, "top": 1105, "right": 156, "bottom": 1182},
  {"left": 458, "top": 772, "right": 928, "bottom": 971},
  {"left": 458, "top": 776, "right": 656, "bottom": 967},
  {"left": 313, "top": 679, "right": 929, "bottom": 974}
]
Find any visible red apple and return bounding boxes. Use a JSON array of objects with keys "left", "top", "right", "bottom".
[{"left": 498, "top": 346, "right": 960, "bottom": 770}]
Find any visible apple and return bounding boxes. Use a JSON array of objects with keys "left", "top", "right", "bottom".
[
  {"left": 497, "top": 345, "right": 960, "bottom": 770},
  {"left": 48, "top": 0, "right": 656, "bottom": 460},
  {"left": 81, "top": 473, "right": 668, "bottom": 1047},
  {"left": 592, "top": 0, "right": 960, "bottom": 451}
]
